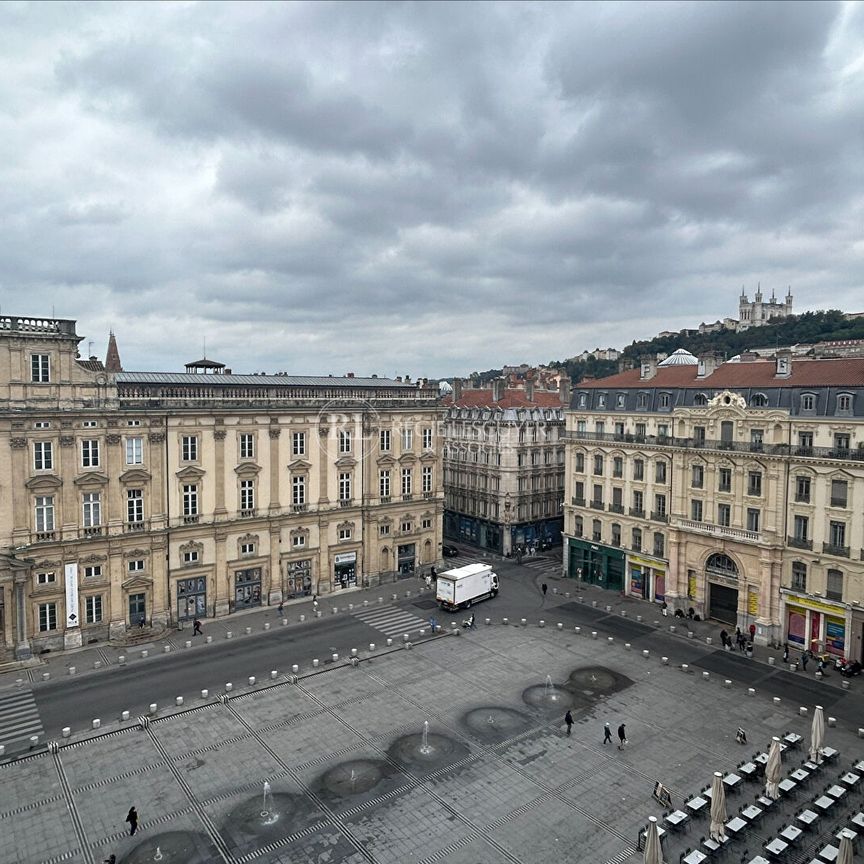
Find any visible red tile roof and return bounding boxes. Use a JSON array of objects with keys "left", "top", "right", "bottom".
[
  {"left": 444, "top": 388, "right": 564, "bottom": 408},
  {"left": 579, "top": 358, "right": 864, "bottom": 389}
]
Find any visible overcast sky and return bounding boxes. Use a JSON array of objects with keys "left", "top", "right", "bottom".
[{"left": 1, "top": 1, "right": 863, "bottom": 378}]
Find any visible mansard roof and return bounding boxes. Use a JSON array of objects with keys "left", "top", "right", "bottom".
[{"left": 577, "top": 358, "right": 864, "bottom": 390}]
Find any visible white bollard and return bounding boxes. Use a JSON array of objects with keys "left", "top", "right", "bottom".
[
  {"left": 521, "top": 618, "right": 527, "bottom": 627},
  {"left": 270, "top": 670, "right": 278, "bottom": 679},
  {"left": 62, "top": 727, "right": 71, "bottom": 738},
  {"left": 282, "top": 618, "right": 288, "bottom": 626},
  {"left": 300, "top": 614, "right": 306, "bottom": 623},
  {"left": 636, "top": 615, "right": 643, "bottom": 623},
  {"left": 118, "top": 655, "right": 126, "bottom": 665},
  {"left": 29, "top": 735, "right": 39, "bottom": 748},
  {"left": 351, "top": 648, "right": 358, "bottom": 657},
  {"left": 859, "top": 728, "right": 864, "bottom": 738},
  {"left": 185, "top": 641, "right": 192, "bottom": 649},
  {"left": 0, "top": 745, "right": 5, "bottom": 757},
  {"left": 363, "top": 600, "right": 369, "bottom": 607},
  {"left": 264, "top": 622, "right": 270, "bottom": 631},
  {"left": 225, "top": 683, "right": 233, "bottom": 692},
  {"left": 332, "top": 654, "right": 339, "bottom": 663},
  {"left": 607, "top": 636, "right": 614, "bottom": 643},
  {"left": 369, "top": 644, "right": 375, "bottom": 652},
  {"left": 842, "top": 680, "right": 850, "bottom": 690},
  {"left": 539, "top": 620, "right": 545, "bottom": 628},
  {"left": 349, "top": 604, "right": 354, "bottom": 611},
  {"left": 557, "top": 622, "right": 563, "bottom": 630},
  {"left": 94, "top": 660, "right": 102, "bottom": 669},
  {"left": 702, "top": 671, "right": 710, "bottom": 680},
  {"left": 592, "top": 631, "right": 598, "bottom": 639},
  {"left": 248, "top": 676, "right": 256, "bottom": 686},
  {"left": 768, "top": 656, "right": 775, "bottom": 666},
  {"left": 386, "top": 638, "right": 393, "bottom": 646},
  {"left": 681, "top": 664, "right": 689, "bottom": 673},
  {"left": 392, "top": 594, "right": 398, "bottom": 600},
  {"left": 315, "top": 611, "right": 322, "bottom": 618},
  {"left": 574, "top": 627, "right": 581, "bottom": 635},
  {"left": 828, "top": 716, "right": 837, "bottom": 728},
  {"left": 92, "top": 719, "right": 101, "bottom": 729},
  {"left": 403, "top": 633, "right": 410, "bottom": 642},
  {"left": 502, "top": 617, "right": 509, "bottom": 625},
  {"left": 723, "top": 680, "right": 732, "bottom": 689},
  {"left": 162, "top": 645, "right": 170, "bottom": 653},
  {"left": 141, "top": 650, "right": 149, "bottom": 658},
  {"left": 669, "top": 625, "right": 676, "bottom": 633},
  {"left": 624, "top": 643, "right": 631, "bottom": 650},
  {"left": 121, "top": 710, "right": 130, "bottom": 721},
  {"left": 706, "top": 637, "right": 713, "bottom": 646},
  {"left": 68, "top": 666, "right": 76, "bottom": 676},
  {"left": 226, "top": 631, "right": 233, "bottom": 640},
  {"left": 605, "top": 605, "right": 612, "bottom": 612},
  {"left": 244, "top": 626, "right": 252, "bottom": 635},
  {"left": 332, "top": 608, "right": 338, "bottom": 615},
  {"left": 175, "top": 697, "right": 183, "bottom": 706},
  {"left": 799, "top": 706, "right": 808, "bottom": 716},
  {"left": 485, "top": 618, "right": 491, "bottom": 626},
  {"left": 200, "top": 690, "right": 209, "bottom": 700},
  {"left": 291, "top": 664, "right": 299, "bottom": 674},
  {"left": 205, "top": 636, "right": 212, "bottom": 644},
  {"left": 773, "top": 697, "right": 781, "bottom": 706},
  {"left": 747, "top": 687, "right": 756, "bottom": 697},
  {"left": 149, "top": 703, "right": 158, "bottom": 715},
  {"left": 592, "top": 600, "right": 597, "bottom": 607},
  {"left": 419, "top": 628, "right": 426, "bottom": 636},
  {"left": 642, "top": 650, "right": 649, "bottom": 658},
  {"left": 378, "top": 597, "right": 383, "bottom": 603},
  {"left": 687, "top": 631, "right": 694, "bottom": 639},
  {"left": 312, "top": 659, "right": 319, "bottom": 668},
  {"left": 661, "top": 657, "right": 669, "bottom": 665},
  {"left": 621, "top": 610, "right": 626, "bottom": 617}
]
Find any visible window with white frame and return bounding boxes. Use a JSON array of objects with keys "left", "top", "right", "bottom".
[
  {"left": 81, "top": 439, "right": 100, "bottom": 468},
  {"left": 85, "top": 595, "right": 103, "bottom": 624},
  {"left": 240, "top": 541, "right": 255, "bottom": 555},
  {"left": 35, "top": 495, "right": 55, "bottom": 532},
  {"left": 746, "top": 508, "right": 760, "bottom": 532},
  {"left": 240, "top": 479, "right": 255, "bottom": 512},
  {"left": 39, "top": 602, "right": 57, "bottom": 631},
  {"left": 183, "top": 549, "right": 199, "bottom": 565},
  {"left": 127, "top": 419, "right": 141, "bottom": 427},
  {"left": 379, "top": 523, "right": 390, "bottom": 536},
  {"left": 338, "top": 429, "right": 352, "bottom": 453},
  {"left": 422, "top": 466, "right": 432, "bottom": 494},
  {"left": 379, "top": 429, "right": 391, "bottom": 452},
  {"left": 239, "top": 433, "right": 255, "bottom": 459},
  {"left": 422, "top": 427, "right": 433, "bottom": 449},
  {"left": 292, "top": 431, "right": 306, "bottom": 456},
  {"left": 128, "top": 559, "right": 145, "bottom": 572},
  {"left": 82, "top": 420, "right": 97, "bottom": 428},
  {"left": 292, "top": 534, "right": 306, "bottom": 548},
  {"left": 31, "top": 353, "right": 50, "bottom": 383},
  {"left": 401, "top": 427, "right": 413, "bottom": 452},
  {"left": 82, "top": 492, "right": 101, "bottom": 527},
  {"left": 34, "top": 441, "right": 53, "bottom": 470},
  {"left": 837, "top": 393, "right": 853, "bottom": 413},
  {"left": 183, "top": 484, "right": 198, "bottom": 516},
  {"left": 401, "top": 467, "right": 412, "bottom": 496},
  {"left": 801, "top": 393, "right": 815, "bottom": 411},
  {"left": 339, "top": 525, "right": 352, "bottom": 541},
  {"left": 182, "top": 435, "right": 198, "bottom": 461},
  {"left": 127, "top": 489, "right": 143, "bottom": 524},
  {"left": 379, "top": 469, "right": 390, "bottom": 498},
  {"left": 126, "top": 436, "right": 143, "bottom": 465},
  {"left": 338, "top": 472, "right": 351, "bottom": 501},
  {"left": 292, "top": 475, "right": 306, "bottom": 506},
  {"left": 84, "top": 565, "right": 102, "bottom": 579},
  {"left": 34, "top": 421, "right": 50, "bottom": 429},
  {"left": 422, "top": 517, "right": 432, "bottom": 529},
  {"left": 401, "top": 519, "right": 412, "bottom": 533},
  {"left": 37, "top": 571, "right": 56, "bottom": 585}
]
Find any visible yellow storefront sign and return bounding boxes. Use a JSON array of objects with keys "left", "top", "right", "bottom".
[
  {"left": 629, "top": 555, "right": 666, "bottom": 573},
  {"left": 785, "top": 596, "right": 845, "bottom": 616},
  {"left": 747, "top": 590, "right": 759, "bottom": 616}
]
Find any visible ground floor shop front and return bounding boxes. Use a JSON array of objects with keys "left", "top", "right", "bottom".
[
  {"left": 445, "top": 510, "right": 562, "bottom": 556},
  {"left": 781, "top": 593, "right": 863, "bottom": 663}
]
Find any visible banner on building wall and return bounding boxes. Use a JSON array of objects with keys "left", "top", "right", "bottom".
[
  {"left": 825, "top": 618, "right": 846, "bottom": 654},
  {"left": 64, "top": 563, "right": 79, "bottom": 628},
  {"left": 747, "top": 590, "right": 759, "bottom": 616},
  {"left": 687, "top": 572, "right": 697, "bottom": 600},
  {"left": 629, "top": 567, "right": 643, "bottom": 598}
]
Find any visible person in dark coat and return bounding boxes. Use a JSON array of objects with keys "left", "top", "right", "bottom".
[
  {"left": 192, "top": 618, "right": 202, "bottom": 636},
  {"left": 564, "top": 710, "right": 573, "bottom": 736},
  {"left": 541, "top": 583, "right": 548, "bottom": 597},
  {"left": 603, "top": 722, "right": 613, "bottom": 744},
  {"left": 126, "top": 806, "right": 138, "bottom": 836},
  {"left": 617, "top": 723, "right": 627, "bottom": 749}
]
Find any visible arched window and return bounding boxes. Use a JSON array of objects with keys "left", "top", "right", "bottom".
[
  {"left": 750, "top": 393, "right": 768, "bottom": 407},
  {"left": 706, "top": 552, "right": 738, "bottom": 578},
  {"left": 573, "top": 515, "right": 583, "bottom": 537},
  {"left": 694, "top": 393, "right": 708, "bottom": 406},
  {"left": 800, "top": 393, "right": 816, "bottom": 412}
]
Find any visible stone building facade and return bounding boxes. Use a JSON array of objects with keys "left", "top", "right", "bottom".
[
  {"left": 0, "top": 316, "right": 442, "bottom": 659},
  {"left": 563, "top": 351, "right": 864, "bottom": 661},
  {"left": 443, "top": 379, "right": 568, "bottom": 555}
]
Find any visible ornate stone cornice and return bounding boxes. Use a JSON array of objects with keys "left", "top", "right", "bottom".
[
  {"left": 9, "top": 437, "right": 27, "bottom": 449},
  {"left": 213, "top": 430, "right": 227, "bottom": 441},
  {"left": 59, "top": 436, "right": 75, "bottom": 447},
  {"left": 148, "top": 432, "right": 165, "bottom": 443},
  {"left": 106, "top": 434, "right": 122, "bottom": 445},
  {"left": 268, "top": 428, "right": 281, "bottom": 439}
]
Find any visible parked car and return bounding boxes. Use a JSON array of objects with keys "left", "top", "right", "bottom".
[{"left": 442, "top": 544, "right": 460, "bottom": 557}]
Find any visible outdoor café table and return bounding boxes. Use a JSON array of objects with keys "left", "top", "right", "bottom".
[
  {"left": 783, "top": 732, "right": 803, "bottom": 748},
  {"left": 686, "top": 795, "right": 709, "bottom": 815},
  {"left": 765, "top": 837, "right": 789, "bottom": 857},
  {"left": 818, "top": 843, "right": 839, "bottom": 863},
  {"left": 739, "top": 761, "right": 759, "bottom": 779},
  {"left": 778, "top": 778, "right": 797, "bottom": 795},
  {"left": 746, "top": 857, "right": 771, "bottom": 864},
  {"left": 741, "top": 804, "right": 763, "bottom": 822},
  {"left": 780, "top": 825, "right": 803, "bottom": 844},
  {"left": 755, "top": 752, "right": 769, "bottom": 766},
  {"left": 821, "top": 746, "right": 838, "bottom": 761},
  {"left": 665, "top": 810, "right": 689, "bottom": 830},
  {"left": 725, "top": 816, "right": 748, "bottom": 837},
  {"left": 851, "top": 812, "right": 864, "bottom": 830},
  {"left": 826, "top": 784, "right": 847, "bottom": 801},
  {"left": 757, "top": 794, "right": 775, "bottom": 809},
  {"left": 791, "top": 768, "right": 811, "bottom": 783},
  {"left": 682, "top": 850, "right": 708, "bottom": 864},
  {"left": 835, "top": 829, "right": 857, "bottom": 846},
  {"left": 639, "top": 824, "right": 666, "bottom": 849},
  {"left": 796, "top": 809, "right": 819, "bottom": 829},
  {"left": 804, "top": 761, "right": 820, "bottom": 772},
  {"left": 814, "top": 795, "right": 835, "bottom": 813},
  {"left": 724, "top": 772, "right": 743, "bottom": 792},
  {"left": 853, "top": 760, "right": 864, "bottom": 773},
  {"left": 840, "top": 771, "right": 860, "bottom": 789}
]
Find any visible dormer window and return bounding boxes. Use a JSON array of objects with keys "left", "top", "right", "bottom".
[
  {"left": 800, "top": 393, "right": 815, "bottom": 412},
  {"left": 658, "top": 393, "right": 670, "bottom": 409},
  {"left": 750, "top": 393, "right": 768, "bottom": 408},
  {"left": 837, "top": 393, "right": 853, "bottom": 414},
  {"left": 693, "top": 393, "right": 708, "bottom": 406},
  {"left": 597, "top": 393, "right": 606, "bottom": 408},
  {"left": 636, "top": 392, "right": 647, "bottom": 409},
  {"left": 616, "top": 393, "right": 626, "bottom": 409},
  {"left": 577, "top": 393, "right": 587, "bottom": 408}
]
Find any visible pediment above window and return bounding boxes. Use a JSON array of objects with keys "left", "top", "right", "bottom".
[
  {"left": 25, "top": 474, "right": 62, "bottom": 490},
  {"left": 176, "top": 465, "right": 206, "bottom": 481},
  {"left": 287, "top": 459, "right": 311, "bottom": 472},
  {"left": 122, "top": 575, "right": 153, "bottom": 591},
  {"left": 234, "top": 462, "right": 261, "bottom": 477},
  {"left": 119, "top": 469, "right": 152, "bottom": 484},
  {"left": 398, "top": 453, "right": 418, "bottom": 464},
  {"left": 377, "top": 455, "right": 396, "bottom": 467},
  {"left": 73, "top": 471, "right": 110, "bottom": 487},
  {"left": 419, "top": 451, "right": 436, "bottom": 462},
  {"left": 335, "top": 455, "right": 356, "bottom": 468}
]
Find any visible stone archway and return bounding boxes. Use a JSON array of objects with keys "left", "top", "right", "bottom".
[{"left": 705, "top": 552, "right": 739, "bottom": 625}]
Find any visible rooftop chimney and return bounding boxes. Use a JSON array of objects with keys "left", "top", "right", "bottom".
[
  {"left": 696, "top": 353, "right": 720, "bottom": 378},
  {"left": 558, "top": 377, "right": 571, "bottom": 406},
  {"left": 452, "top": 377, "right": 463, "bottom": 402},
  {"left": 525, "top": 379, "right": 535, "bottom": 402},
  {"left": 775, "top": 349, "right": 792, "bottom": 378},
  {"left": 639, "top": 356, "right": 657, "bottom": 380},
  {"left": 492, "top": 378, "right": 505, "bottom": 403}
]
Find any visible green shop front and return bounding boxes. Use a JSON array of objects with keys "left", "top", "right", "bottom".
[{"left": 566, "top": 538, "right": 626, "bottom": 592}]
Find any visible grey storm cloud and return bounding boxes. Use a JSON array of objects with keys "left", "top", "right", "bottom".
[{"left": 1, "top": 0, "right": 863, "bottom": 376}]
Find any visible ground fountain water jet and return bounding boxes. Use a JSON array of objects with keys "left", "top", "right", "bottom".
[
  {"left": 544, "top": 675, "right": 558, "bottom": 702},
  {"left": 261, "top": 781, "right": 272, "bottom": 818},
  {"left": 419, "top": 720, "right": 432, "bottom": 754}
]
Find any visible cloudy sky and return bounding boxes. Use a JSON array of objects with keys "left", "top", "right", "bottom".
[{"left": 1, "top": 1, "right": 863, "bottom": 378}]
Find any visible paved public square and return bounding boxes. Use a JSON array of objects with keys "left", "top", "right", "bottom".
[{"left": 1, "top": 612, "right": 862, "bottom": 864}]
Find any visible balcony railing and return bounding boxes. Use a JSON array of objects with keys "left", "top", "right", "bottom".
[
  {"left": 339, "top": 499, "right": 352, "bottom": 508},
  {"left": 629, "top": 507, "right": 645, "bottom": 518},
  {"left": 183, "top": 514, "right": 200, "bottom": 525},
  {"left": 822, "top": 542, "right": 850, "bottom": 558},
  {"left": 292, "top": 503, "right": 308, "bottom": 512},
  {"left": 651, "top": 511, "right": 669, "bottom": 523},
  {"left": 794, "top": 494, "right": 810, "bottom": 503},
  {"left": 571, "top": 496, "right": 586, "bottom": 506},
  {"left": 239, "top": 509, "right": 256, "bottom": 519},
  {"left": 610, "top": 503, "right": 624, "bottom": 514},
  {"left": 676, "top": 518, "right": 760, "bottom": 544},
  {"left": 590, "top": 499, "right": 604, "bottom": 510},
  {"left": 125, "top": 521, "right": 147, "bottom": 533},
  {"left": 34, "top": 531, "right": 56, "bottom": 543},
  {"left": 402, "top": 494, "right": 413, "bottom": 502},
  {"left": 592, "top": 533, "right": 601, "bottom": 542},
  {"left": 788, "top": 536, "right": 812, "bottom": 550},
  {"left": 829, "top": 498, "right": 848, "bottom": 508},
  {"left": 81, "top": 526, "right": 103, "bottom": 538},
  {"left": 564, "top": 430, "right": 864, "bottom": 462}
]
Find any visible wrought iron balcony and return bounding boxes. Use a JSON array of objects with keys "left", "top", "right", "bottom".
[
  {"left": 787, "top": 536, "right": 812, "bottom": 550},
  {"left": 610, "top": 503, "right": 625, "bottom": 514},
  {"left": 651, "top": 511, "right": 669, "bottom": 523},
  {"left": 822, "top": 542, "right": 850, "bottom": 558},
  {"left": 571, "top": 496, "right": 586, "bottom": 506},
  {"left": 590, "top": 499, "right": 605, "bottom": 510},
  {"left": 629, "top": 507, "right": 645, "bottom": 518}
]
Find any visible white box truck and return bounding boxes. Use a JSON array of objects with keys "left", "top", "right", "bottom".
[{"left": 436, "top": 562, "right": 499, "bottom": 611}]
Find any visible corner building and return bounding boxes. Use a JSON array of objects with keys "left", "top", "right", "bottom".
[
  {"left": 563, "top": 349, "right": 864, "bottom": 661},
  {"left": 0, "top": 316, "right": 442, "bottom": 659}
]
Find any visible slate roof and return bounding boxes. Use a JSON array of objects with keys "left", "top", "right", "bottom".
[
  {"left": 116, "top": 372, "right": 416, "bottom": 388},
  {"left": 443, "top": 389, "right": 564, "bottom": 409}
]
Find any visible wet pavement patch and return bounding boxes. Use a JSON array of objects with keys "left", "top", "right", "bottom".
[
  {"left": 220, "top": 791, "right": 324, "bottom": 856},
  {"left": 593, "top": 616, "right": 654, "bottom": 641},
  {"left": 311, "top": 758, "right": 405, "bottom": 811},
  {"left": 122, "top": 831, "right": 218, "bottom": 864},
  {"left": 386, "top": 729, "right": 470, "bottom": 777},
  {"left": 460, "top": 706, "right": 534, "bottom": 744},
  {"left": 694, "top": 650, "right": 772, "bottom": 684},
  {"left": 412, "top": 598, "right": 440, "bottom": 610}
]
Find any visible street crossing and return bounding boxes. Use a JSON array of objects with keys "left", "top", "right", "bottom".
[
  {"left": 521, "top": 555, "right": 564, "bottom": 579},
  {"left": 0, "top": 687, "right": 44, "bottom": 749},
  {"left": 352, "top": 604, "right": 432, "bottom": 639}
]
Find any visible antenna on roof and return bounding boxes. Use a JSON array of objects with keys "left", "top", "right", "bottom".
[{"left": 202, "top": 336, "right": 206, "bottom": 360}]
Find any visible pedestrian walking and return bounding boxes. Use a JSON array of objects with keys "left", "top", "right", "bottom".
[
  {"left": 277, "top": 600, "right": 284, "bottom": 615},
  {"left": 783, "top": 643, "right": 789, "bottom": 663},
  {"left": 720, "top": 629, "right": 729, "bottom": 650},
  {"left": 564, "top": 710, "right": 573, "bottom": 736},
  {"left": 126, "top": 807, "right": 138, "bottom": 836},
  {"left": 192, "top": 618, "right": 202, "bottom": 636},
  {"left": 801, "top": 650, "right": 810, "bottom": 671},
  {"left": 617, "top": 723, "right": 627, "bottom": 749},
  {"left": 749, "top": 623, "right": 756, "bottom": 642},
  {"left": 103, "top": 856, "right": 116, "bottom": 864},
  {"left": 603, "top": 722, "right": 613, "bottom": 744},
  {"left": 541, "top": 583, "right": 548, "bottom": 597}
]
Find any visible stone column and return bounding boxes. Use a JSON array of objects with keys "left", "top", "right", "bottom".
[
  {"left": 665, "top": 535, "right": 681, "bottom": 609},
  {"left": 269, "top": 525, "right": 282, "bottom": 604},
  {"left": 9, "top": 437, "right": 29, "bottom": 539},
  {"left": 14, "top": 573, "right": 31, "bottom": 660},
  {"left": 107, "top": 549, "right": 127, "bottom": 640},
  {"left": 756, "top": 549, "right": 780, "bottom": 645},
  {"left": 268, "top": 426, "right": 281, "bottom": 512},
  {"left": 214, "top": 529, "right": 229, "bottom": 616},
  {"left": 59, "top": 434, "right": 77, "bottom": 539},
  {"left": 147, "top": 431, "right": 166, "bottom": 531},
  {"left": 105, "top": 433, "right": 123, "bottom": 528}
]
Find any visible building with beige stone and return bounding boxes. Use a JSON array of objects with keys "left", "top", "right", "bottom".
[
  {"left": 563, "top": 348, "right": 864, "bottom": 662},
  {"left": 443, "top": 378, "right": 568, "bottom": 555},
  {"left": 0, "top": 315, "right": 442, "bottom": 660}
]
